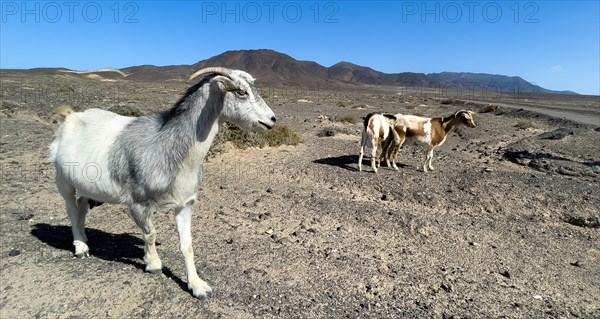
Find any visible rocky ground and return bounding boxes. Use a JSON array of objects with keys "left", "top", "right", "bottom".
[{"left": 0, "top": 74, "right": 599, "bottom": 318}]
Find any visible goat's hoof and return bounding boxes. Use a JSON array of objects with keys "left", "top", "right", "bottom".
[
  {"left": 190, "top": 281, "right": 213, "bottom": 300},
  {"left": 73, "top": 240, "right": 90, "bottom": 258},
  {"left": 145, "top": 267, "right": 163, "bottom": 274},
  {"left": 144, "top": 259, "right": 163, "bottom": 274},
  {"left": 74, "top": 251, "right": 90, "bottom": 258}
]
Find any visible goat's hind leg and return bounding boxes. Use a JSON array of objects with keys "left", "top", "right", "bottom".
[
  {"left": 386, "top": 130, "right": 401, "bottom": 171},
  {"left": 371, "top": 136, "right": 379, "bottom": 173},
  {"left": 358, "top": 132, "right": 367, "bottom": 172},
  {"left": 130, "top": 204, "right": 163, "bottom": 274},
  {"left": 176, "top": 201, "right": 212, "bottom": 299},
  {"left": 57, "top": 181, "right": 90, "bottom": 258}
]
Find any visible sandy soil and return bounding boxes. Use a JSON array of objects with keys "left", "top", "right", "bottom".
[{"left": 1, "top": 75, "right": 599, "bottom": 318}]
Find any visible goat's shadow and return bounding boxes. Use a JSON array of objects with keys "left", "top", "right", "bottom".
[
  {"left": 30, "top": 223, "right": 188, "bottom": 294},
  {"left": 313, "top": 154, "right": 360, "bottom": 171},
  {"left": 313, "top": 154, "right": 408, "bottom": 172}
]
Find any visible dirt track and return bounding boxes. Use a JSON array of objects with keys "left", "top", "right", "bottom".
[{"left": 1, "top": 76, "right": 599, "bottom": 318}]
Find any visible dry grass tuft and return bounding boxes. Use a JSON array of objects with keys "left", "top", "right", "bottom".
[
  {"left": 209, "top": 123, "right": 304, "bottom": 156},
  {"left": 109, "top": 105, "right": 143, "bottom": 117},
  {"left": 515, "top": 120, "right": 540, "bottom": 130},
  {"left": 332, "top": 115, "right": 358, "bottom": 124}
]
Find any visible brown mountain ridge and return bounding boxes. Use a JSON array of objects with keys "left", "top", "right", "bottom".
[{"left": 1, "top": 49, "right": 577, "bottom": 94}]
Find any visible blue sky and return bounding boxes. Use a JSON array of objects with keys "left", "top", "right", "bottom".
[{"left": 1, "top": 1, "right": 599, "bottom": 95}]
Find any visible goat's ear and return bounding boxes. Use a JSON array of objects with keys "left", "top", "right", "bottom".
[{"left": 211, "top": 75, "right": 240, "bottom": 92}]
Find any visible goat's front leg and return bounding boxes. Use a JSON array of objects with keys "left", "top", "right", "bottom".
[
  {"left": 176, "top": 202, "right": 212, "bottom": 300},
  {"left": 423, "top": 145, "right": 435, "bottom": 172},
  {"left": 131, "top": 204, "right": 162, "bottom": 274}
]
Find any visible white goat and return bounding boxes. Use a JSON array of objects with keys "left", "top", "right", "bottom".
[
  {"left": 49, "top": 67, "right": 276, "bottom": 299},
  {"left": 358, "top": 113, "right": 399, "bottom": 173},
  {"left": 381, "top": 110, "right": 476, "bottom": 172}
]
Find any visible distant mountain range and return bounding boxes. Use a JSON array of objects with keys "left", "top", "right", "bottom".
[{"left": 3, "top": 49, "right": 577, "bottom": 95}]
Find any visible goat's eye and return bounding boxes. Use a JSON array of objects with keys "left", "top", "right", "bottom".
[{"left": 236, "top": 90, "right": 248, "bottom": 97}]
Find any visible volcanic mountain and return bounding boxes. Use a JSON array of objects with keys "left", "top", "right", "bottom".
[{"left": 3, "top": 49, "right": 577, "bottom": 94}]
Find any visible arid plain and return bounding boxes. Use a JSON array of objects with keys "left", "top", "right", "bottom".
[{"left": 1, "top": 71, "right": 599, "bottom": 318}]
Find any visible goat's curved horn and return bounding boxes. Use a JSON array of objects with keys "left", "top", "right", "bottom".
[{"left": 187, "top": 67, "right": 232, "bottom": 82}]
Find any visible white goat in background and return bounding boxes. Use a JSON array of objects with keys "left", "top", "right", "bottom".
[
  {"left": 50, "top": 67, "right": 276, "bottom": 299},
  {"left": 358, "top": 113, "right": 399, "bottom": 173},
  {"left": 381, "top": 110, "right": 476, "bottom": 172}
]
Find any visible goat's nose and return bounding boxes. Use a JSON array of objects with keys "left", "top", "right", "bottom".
[{"left": 271, "top": 116, "right": 277, "bottom": 123}]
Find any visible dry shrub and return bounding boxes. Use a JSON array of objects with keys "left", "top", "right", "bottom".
[
  {"left": 57, "top": 84, "right": 75, "bottom": 94},
  {"left": 515, "top": 120, "right": 540, "bottom": 130},
  {"left": 109, "top": 105, "right": 143, "bottom": 117},
  {"left": 317, "top": 128, "right": 337, "bottom": 137},
  {"left": 480, "top": 104, "right": 498, "bottom": 113},
  {"left": 209, "top": 122, "right": 304, "bottom": 156},
  {"left": 332, "top": 115, "right": 357, "bottom": 124}
]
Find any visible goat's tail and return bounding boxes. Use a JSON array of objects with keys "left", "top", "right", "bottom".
[{"left": 56, "top": 105, "right": 74, "bottom": 118}]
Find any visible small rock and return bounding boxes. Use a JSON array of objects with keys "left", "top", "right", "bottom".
[
  {"left": 484, "top": 167, "right": 493, "bottom": 172},
  {"left": 292, "top": 230, "right": 305, "bottom": 237},
  {"left": 571, "top": 261, "right": 584, "bottom": 268},
  {"left": 533, "top": 295, "right": 543, "bottom": 300},
  {"left": 248, "top": 213, "right": 260, "bottom": 221},
  {"left": 337, "top": 226, "right": 351, "bottom": 232},
  {"left": 8, "top": 249, "right": 20, "bottom": 257},
  {"left": 441, "top": 282, "right": 454, "bottom": 293},
  {"left": 266, "top": 188, "right": 273, "bottom": 193},
  {"left": 277, "top": 237, "right": 293, "bottom": 244},
  {"left": 500, "top": 270, "right": 511, "bottom": 279},
  {"left": 265, "top": 229, "right": 273, "bottom": 235},
  {"left": 469, "top": 241, "right": 479, "bottom": 246}
]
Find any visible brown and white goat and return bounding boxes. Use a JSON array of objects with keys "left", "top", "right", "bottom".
[
  {"left": 358, "top": 113, "right": 399, "bottom": 173},
  {"left": 381, "top": 110, "right": 476, "bottom": 172}
]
